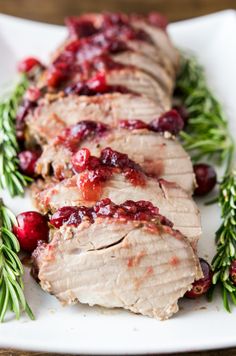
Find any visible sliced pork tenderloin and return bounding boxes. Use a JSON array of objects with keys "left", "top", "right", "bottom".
[
  {"left": 33, "top": 151, "right": 201, "bottom": 247},
  {"left": 105, "top": 68, "right": 169, "bottom": 102},
  {"left": 106, "top": 61, "right": 174, "bottom": 95},
  {"left": 130, "top": 17, "right": 179, "bottom": 69},
  {"left": 33, "top": 200, "right": 202, "bottom": 320},
  {"left": 36, "top": 122, "right": 195, "bottom": 193},
  {"left": 124, "top": 39, "right": 175, "bottom": 78},
  {"left": 25, "top": 93, "right": 170, "bottom": 144}
]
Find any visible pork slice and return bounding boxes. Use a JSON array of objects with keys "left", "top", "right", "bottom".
[
  {"left": 130, "top": 18, "right": 179, "bottom": 69},
  {"left": 111, "top": 51, "right": 174, "bottom": 94},
  {"left": 106, "top": 68, "right": 170, "bottom": 103},
  {"left": 126, "top": 39, "right": 175, "bottom": 78},
  {"left": 37, "top": 129, "right": 195, "bottom": 193},
  {"left": 26, "top": 93, "right": 169, "bottom": 144},
  {"left": 33, "top": 217, "right": 202, "bottom": 320},
  {"left": 34, "top": 174, "right": 201, "bottom": 247}
]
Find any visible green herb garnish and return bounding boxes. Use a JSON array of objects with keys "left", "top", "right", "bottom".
[
  {"left": 176, "top": 52, "right": 236, "bottom": 311},
  {"left": 209, "top": 171, "right": 236, "bottom": 311},
  {"left": 176, "top": 53, "right": 234, "bottom": 170},
  {"left": 0, "top": 198, "right": 34, "bottom": 322},
  {"left": 0, "top": 74, "right": 31, "bottom": 197}
]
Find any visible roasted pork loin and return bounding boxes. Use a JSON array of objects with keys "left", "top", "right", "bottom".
[
  {"left": 33, "top": 200, "right": 202, "bottom": 320},
  {"left": 25, "top": 11, "right": 203, "bottom": 321}
]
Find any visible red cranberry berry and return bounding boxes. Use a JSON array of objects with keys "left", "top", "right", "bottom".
[
  {"left": 87, "top": 72, "right": 107, "bottom": 92},
  {"left": 13, "top": 212, "right": 49, "bottom": 252},
  {"left": 194, "top": 164, "right": 217, "bottom": 196},
  {"left": 17, "top": 57, "right": 41, "bottom": 73},
  {"left": 72, "top": 148, "right": 91, "bottom": 173},
  {"left": 185, "top": 258, "right": 213, "bottom": 298},
  {"left": 47, "top": 67, "right": 65, "bottom": 88},
  {"left": 173, "top": 105, "right": 189, "bottom": 126},
  {"left": 150, "top": 110, "right": 184, "bottom": 135},
  {"left": 230, "top": 260, "right": 236, "bottom": 285},
  {"left": 18, "top": 150, "right": 41, "bottom": 177}
]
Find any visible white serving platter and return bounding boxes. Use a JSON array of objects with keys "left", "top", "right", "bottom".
[{"left": 1, "top": 9, "right": 236, "bottom": 354}]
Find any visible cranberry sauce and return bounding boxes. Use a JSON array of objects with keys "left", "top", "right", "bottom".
[
  {"left": 54, "top": 110, "right": 184, "bottom": 155},
  {"left": 50, "top": 198, "right": 173, "bottom": 229},
  {"left": 65, "top": 17, "right": 98, "bottom": 38},
  {"left": 64, "top": 72, "right": 132, "bottom": 96},
  {"left": 47, "top": 15, "right": 153, "bottom": 89},
  {"left": 119, "top": 109, "right": 184, "bottom": 136},
  {"left": 65, "top": 13, "right": 152, "bottom": 43},
  {"left": 50, "top": 205, "right": 94, "bottom": 228},
  {"left": 17, "top": 57, "right": 42, "bottom": 73},
  {"left": 119, "top": 119, "right": 149, "bottom": 130},
  {"left": 55, "top": 120, "right": 108, "bottom": 152},
  {"left": 71, "top": 147, "right": 146, "bottom": 201},
  {"left": 73, "top": 147, "right": 146, "bottom": 186},
  {"left": 47, "top": 51, "right": 125, "bottom": 89},
  {"left": 102, "top": 12, "right": 168, "bottom": 31}
]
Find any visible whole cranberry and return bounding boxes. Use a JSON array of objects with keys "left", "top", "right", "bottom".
[
  {"left": 185, "top": 258, "right": 213, "bottom": 298},
  {"left": 173, "top": 105, "right": 189, "bottom": 125},
  {"left": 17, "top": 57, "right": 41, "bottom": 73},
  {"left": 150, "top": 109, "right": 184, "bottom": 135},
  {"left": 230, "top": 260, "right": 236, "bottom": 285},
  {"left": 18, "top": 150, "right": 41, "bottom": 177},
  {"left": 194, "top": 164, "right": 217, "bottom": 196},
  {"left": 87, "top": 72, "right": 107, "bottom": 92},
  {"left": 13, "top": 212, "right": 49, "bottom": 252},
  {"left": 72, "top": 148, "right": 91, "bottom": 173},
  {"left": 47, "top": 67, "right": 65, "bottom": 88}
]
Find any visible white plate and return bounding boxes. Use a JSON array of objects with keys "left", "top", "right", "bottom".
[{"left": 1, "top": 10, "right": 236, "bottom": 354}]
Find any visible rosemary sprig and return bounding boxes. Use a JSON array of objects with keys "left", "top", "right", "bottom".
[
  {"left": 177, "top": 52, "right": 236, "bottom": 311},
  {"left": 176, "top": 53, "right": 234, "bottom": 169},
  {"left": 210, "top": 171, "right": 236, "bottom": 311},
  {"left": 0, "top": 198, "right": 34, "bottom": 322},
  {"left": 0, "top": 74, "right": 32, "bottom": 197}
]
